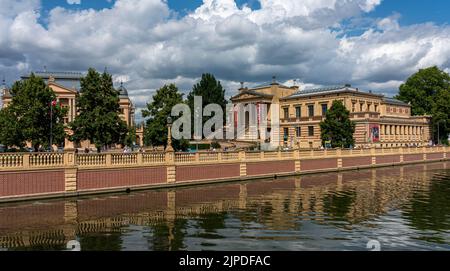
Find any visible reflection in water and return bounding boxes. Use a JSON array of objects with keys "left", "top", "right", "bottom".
[{"left": 0, "top": 162, "right": 449, "bottom": 251}]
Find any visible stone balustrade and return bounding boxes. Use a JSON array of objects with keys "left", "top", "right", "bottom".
[
  {"left": 0, "top": 146, "right": 449, "bottom": 203},
  {"left": 0, "top": 146, "right": 448, "bottom": 170}
]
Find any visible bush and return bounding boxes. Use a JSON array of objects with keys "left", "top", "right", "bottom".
[{"left": 210, "top": 141, "right": 221, "bottom": 149}]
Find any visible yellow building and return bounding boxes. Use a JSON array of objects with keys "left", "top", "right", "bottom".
[
  {"left": 231, "top": 80, "right": 432, "bottom": 149},
  {"left": 1, "top": 71, "right": 136, "bottom": 149}
]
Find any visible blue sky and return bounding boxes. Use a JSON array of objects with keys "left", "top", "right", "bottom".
[
  {"left": 2, "top": 0, "right": 450, "bottom": 117},
  {"left": 41, "top": 0, "right": 450, "bottom": 26}
]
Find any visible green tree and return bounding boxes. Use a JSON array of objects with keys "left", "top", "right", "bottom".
[
  {"left": 0, "top": 74, "right": 67, "bottom": 151},
  {"left": 142, "top": 84, "right": 189, "bottom": 151},
  {"left": 186, "top": 73, "right": 227, "bottom": 137},
  {"left": 320, "top": 100, "right": 356, "bottom": 148},
  {"left": 69, "top": 68, "right": 128, "bottom": 151},
  {"left": 124, "top": 126, "right": 137, "bottom": 147},
  {"left": 0, "top": 107, "right": 25, "bottom": 150},
  {"left": 396, "top": 66, "right": 450, "bottom": 144}
]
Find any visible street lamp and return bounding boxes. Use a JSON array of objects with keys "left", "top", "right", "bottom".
[
  {"left": 436, "top": 120, "right": 445, "bottom": 146},
  {"left": 166, "top": 116, "right": 174, "bottom": 152}
]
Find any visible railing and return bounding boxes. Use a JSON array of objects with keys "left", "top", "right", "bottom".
[
  {"left": 77, "top": 153, "right": 106, "bottom": 166},
  {"left": 0, "top": 153, "right": 23, "bottom": 168},
  {"left": 175, "top": 153, "right": 196, "bottom": 163},
  {"left": 0, "top": 146, "right": 449, "bottom": 170},
  {"left": 29, "top": 153, "right": 64, "bottom": 167},
  {"left": 221, "top": 152, "right": 239, "bottom": 161},
  {"left": 142, "top": 152, "right": 165, "bottom": 164},
  {"left": 198, "top": 152, "right": 219, "bottom": 162},
  {"left": 111, "top": 153, "right": 137, "bottom": 165}
]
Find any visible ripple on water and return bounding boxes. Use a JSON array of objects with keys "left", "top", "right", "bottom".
[{"left": 1, "top": 162, "right": 450, "bottom": 250}]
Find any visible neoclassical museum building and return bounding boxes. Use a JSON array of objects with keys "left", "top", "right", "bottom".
[
  {"left": 2, "top": 72, "right": 433, "bottom": 150},
  {"left": 1, "top": 71, "right": 143, "bottom": 149},
  {"left": 231, "top": 78, "right": 432, "bottom": 149}
]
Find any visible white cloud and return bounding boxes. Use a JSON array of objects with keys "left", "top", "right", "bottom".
[
  {"left": 67, "top": 0, "right": 81, "bottom": 5},
  {"left": 0, "top": 0, "right": 450, "bottom": 122}
]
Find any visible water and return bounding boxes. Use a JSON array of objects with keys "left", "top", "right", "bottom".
[{"left": 0, "top": 162, "right": 449, "bottom": 251}]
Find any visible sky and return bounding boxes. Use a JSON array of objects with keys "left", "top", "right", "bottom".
[{"left": 1, "top": 0, "right": 450, "bottom": 122}]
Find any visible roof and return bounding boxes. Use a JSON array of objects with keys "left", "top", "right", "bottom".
[
  {"left": 231, "top": 89, "right": 274, "bottom": 100},
  {"left": 21, "top": 71, "right": 83, "bottom": 91},
  {"left": 28, "top": 71, "right": 84, "bottom": 80},
  {"left": 283, "top": 84, "right": 383, "bottom": 99},
  {"left": 382, "top": 97, "right": 410, "bottom": 106},
  {"left": 251, "top": 80, "right": 291, "bottom": 89},
  {"left": 117, "top": 82, "right": 129, "bottom": 98}
]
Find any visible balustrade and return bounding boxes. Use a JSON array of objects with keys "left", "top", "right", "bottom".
[
  {"left": 0, "top": 146, "right": 449, "bottom": 170},
  {"left": 0, "top": 153, "right": 23, "bottom": 168},
  {"left": 29, "top": 153, "right": 64, "bottom": 167}
]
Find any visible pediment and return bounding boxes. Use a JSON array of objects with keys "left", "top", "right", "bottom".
[
  {"left": 48, "top": 82, "right": 78, "bottom": 94},
  {"left": 231, "top": 90, "right": 273, "bottom": 101}
]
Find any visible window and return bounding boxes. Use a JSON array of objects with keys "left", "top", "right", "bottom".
[
  {"left": 321, "top": 104, "right": 328, "bottom": 116},
  {"left": 360, "top": 103, "right": 364, "bottom": 111},
  {"left": 283, "top": 107, "right": 289, "bottom": 119},
  {"left": 296, "top": 127, "right": 301, "bottom": 137},
  {"left": 374, "top": 104, "right": 378, "bottom": 112},
  {"left": 284, "top": 128, "right": 289, "bottom": 141},
  {"left": 352, "top": 103, "right": 356, "bottom": 112},
  {"left": 308, "top": 126, "right": 314, "bottom": 136},
  {"left": 367, "top": 104, "right": 371, "bottom": 111},
  {"left": 308, "top": 105, "right": 314, "bottom": 117},
  {"left": 295, "top": 106, "right": 301, "bottom": 118}
]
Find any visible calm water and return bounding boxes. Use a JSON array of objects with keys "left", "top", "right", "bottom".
[{"left": 1, "top": 162, "right": 450, "bottom": 251}]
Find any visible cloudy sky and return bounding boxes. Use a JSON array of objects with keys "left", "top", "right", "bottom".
[{"left": 1, "top": 0, "right": 449, "bottom": 122}]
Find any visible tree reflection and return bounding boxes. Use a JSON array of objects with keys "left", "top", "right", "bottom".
[
  {"left": 402, "top": 174, "right": 450, "bottom": 241},
  {"left": 149, "top": 219, "right": 188, "bottom": 251},
  {"left": 323, "top": 190, "right": 357, "bottom": 222},
  {"left": 79, "top": 231, "right": 123, "bottom": 251}
]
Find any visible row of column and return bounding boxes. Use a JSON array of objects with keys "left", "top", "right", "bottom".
[{"left": 380, "top": 124, "right": 423, "bottom": 136}]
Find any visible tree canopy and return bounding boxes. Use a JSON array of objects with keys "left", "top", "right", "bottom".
[
  {"left": 142, "top": 84, "right": 189, "bottom": 151},
  {"left": 0, "top": 74, "right": 67, "bottom": 151},
  {"left": 320, "top": 100, "right": 356, "bottom": 148},
  {"left": 69, "top": 68, "right": 128, "bottom": 151},
  {"left": 396, "top": 66, "right": 450, "bottom": 144}
]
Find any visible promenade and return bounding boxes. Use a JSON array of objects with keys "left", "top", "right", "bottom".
[{"left": 0, "top": 146, "right": 449, "bottom": 203}]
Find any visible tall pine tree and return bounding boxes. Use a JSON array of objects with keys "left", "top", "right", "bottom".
[
  {"left": 69, "top": 68, "right": 128, "bottom": 151},
  {"left": 320, "top": 100, "right": 356, "bottom": 148},
  {"left": 186, "top": 73, "right": 227, "bottom": 137}
]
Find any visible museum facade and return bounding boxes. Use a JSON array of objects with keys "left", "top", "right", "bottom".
[
  {"left": 1, "top": 71, "right": 143, "bottom": 149},
  {"left": 231, "top": 79, "right": 432, "bottom": 149}
]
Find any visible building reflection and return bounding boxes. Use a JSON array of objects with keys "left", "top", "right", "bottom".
[{"left": 0, "top": 162, "right": 448, "bottom": 250}]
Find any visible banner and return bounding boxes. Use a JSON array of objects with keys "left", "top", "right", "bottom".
[{"left": 369, "top": 124, "right": 380, "bottom": 143}]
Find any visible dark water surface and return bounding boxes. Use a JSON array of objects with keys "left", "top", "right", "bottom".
[{"left": 1, "top": 162, "right": 449, "bottom": 251}]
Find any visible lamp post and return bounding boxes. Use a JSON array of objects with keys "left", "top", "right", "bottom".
[
  {"left": 436, "top": 120, "right": 444, "bottom": 146},
  {"left": 166, "top": 116, "right": 174, "bottom": 152},
  {"left": 50, "top": 100, "right": 57, "bottom": 152}
]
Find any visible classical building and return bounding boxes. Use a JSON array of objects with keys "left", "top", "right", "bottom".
[
  {"left": 1, "top": 71, "right": 139, "bottom": 149},
  {"left": 231, "top": 79, "right": 432, "bottom": 149}
]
